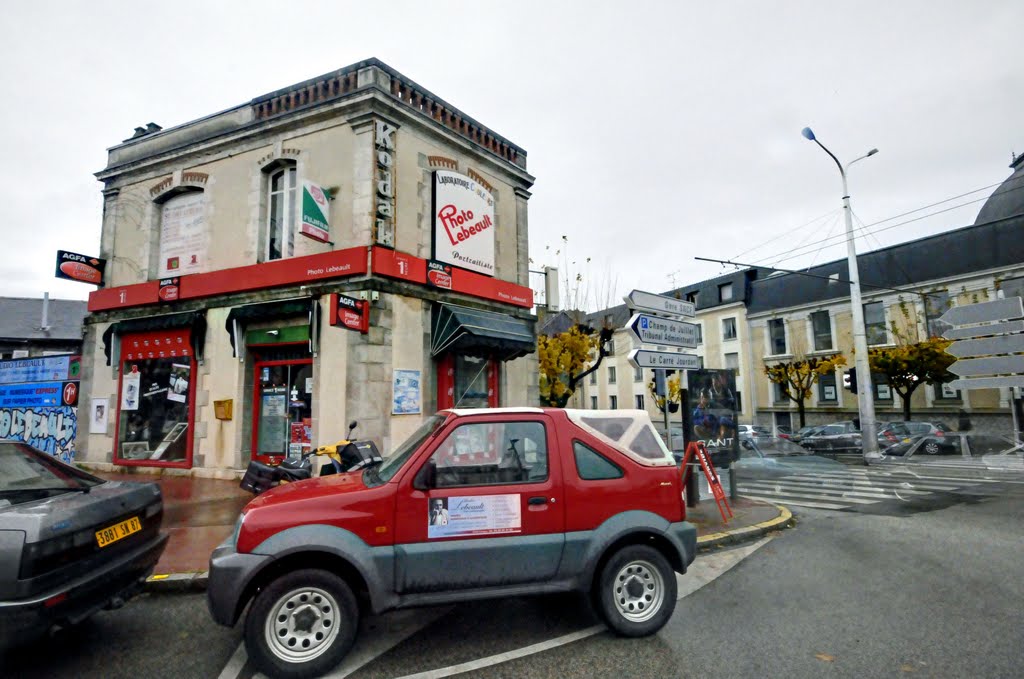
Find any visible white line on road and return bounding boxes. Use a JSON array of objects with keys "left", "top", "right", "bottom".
[
  {"left": 388, "top": 537, "right": 775, "bottom": 679},
  {"left": 761, "top": 478, "right": 938, "bottom": 494},
  {"left": 739, "top": 495, "right": 849, "bottom": 510},
  {"left": 217, "top": 641, "right": 248, "bottom": 679}
]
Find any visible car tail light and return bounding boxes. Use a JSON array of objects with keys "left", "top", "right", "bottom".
[
  {"left": 44, "top": 593, "right": 68, "bottom": 608},
  {"left": 935, "top": 430, "right": 944, "bottom": 437}
]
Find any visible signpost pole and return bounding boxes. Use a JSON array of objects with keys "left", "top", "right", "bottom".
[{"left": 681, "top": 387, "right": 699, "bottom": 508}]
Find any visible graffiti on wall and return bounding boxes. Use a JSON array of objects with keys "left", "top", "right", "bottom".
[{"left": 0, "top": 405, "right": 78, "bottom": 464}]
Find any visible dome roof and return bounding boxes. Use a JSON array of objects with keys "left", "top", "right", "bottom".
[{"left": 975, "top": 155, "right": 1024, "bottom": 225}]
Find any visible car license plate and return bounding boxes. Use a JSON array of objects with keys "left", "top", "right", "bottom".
[{"left": 96, "top": 516, "right": 142, "bottom": 548}]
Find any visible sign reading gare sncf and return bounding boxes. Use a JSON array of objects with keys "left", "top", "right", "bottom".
[{"left": 433, "top": 170, "right": 495, "bottom": 277}]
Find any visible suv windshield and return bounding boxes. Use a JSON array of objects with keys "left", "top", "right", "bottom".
[
  {"left": 365, "top": 414, "right": 448, "bottom": 487},
  {"left": 0, "top": 441, "right": 102, "bottom": 506}
]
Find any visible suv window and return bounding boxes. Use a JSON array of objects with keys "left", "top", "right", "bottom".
[
  {"left": 430, "top": 421, "right": 548, "bottom": 487},
  {"left": 573, "top": 441, "right": 624, "bottom": 480}
]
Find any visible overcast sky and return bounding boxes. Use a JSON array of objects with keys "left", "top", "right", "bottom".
[{"left": 1, "top": 1, "right": 1020, "bottom": 309}]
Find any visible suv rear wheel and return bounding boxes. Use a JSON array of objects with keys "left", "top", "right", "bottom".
[
  {"left": 244, "top": 568, "right": 358, "bottom": 679},
  {"left": 594, "top": 545, "right": 677, "bottom": 637}
]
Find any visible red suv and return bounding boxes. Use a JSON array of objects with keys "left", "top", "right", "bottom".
[{"left": 207, "top": 408, "right": 697, "bottom": 678}]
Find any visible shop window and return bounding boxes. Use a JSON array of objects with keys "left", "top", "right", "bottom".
[
  {"left": 429, "top": 420, "right": 548, "bottom": 487},
  {"left": 864, "top": 302, "right": 888, "bottom": 345},
  {"left": 265, "top": 165, "right": 297, "bottom": 261},
  {"left": 437, "top": 354, "right": 498, "bottom": 410},
  {"left": 115, "top": 329, "right": 195, "bottom": 467},
  {"left": 811, "top": 311, "right": 833, "bottom": 351},
  {"left": 253, "top": 354, "right": 313, "bottom": 462},
  {"left": 722, "top": 317, "right": 737, "bottom": 341},
  {"left": 573, "top": 441, "right": 623, "bottom": 480}
]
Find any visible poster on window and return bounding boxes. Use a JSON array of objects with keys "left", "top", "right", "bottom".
[
  {"left": 427, "top": 494, "right": 522, "bottom": 539},
  {"left": 159, "top": 191, "right": 208, "bottom": 277},
  {"left": 121, "top": 368, "right": 141, "bottom": 411},
  {"left": 167, "top": 363, "right": 190, "bottom": 403},
  {"left": 432, "top": 170, "right": 495, "bottom": 276},
  {"left": 392, "top": 369, "right": 421, "bottom": 415},
  {"left": 300, "top": 180, "right": 331, "bottom": 243}
]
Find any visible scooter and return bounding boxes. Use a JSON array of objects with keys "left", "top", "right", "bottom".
[{"left": 240, "top": 421, "right": 382, "bottom": 495}]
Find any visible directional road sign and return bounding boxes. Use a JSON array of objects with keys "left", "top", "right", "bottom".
[
  {"left": 624, "top": 290, "right": 695, "bottom": 319},
  {"left": 946, "top": 333, "right": 1024, "bottom": 358},
  {"left": 948, "top": 355, "right": 1024, "bottom": 378},
  {"left": 627, "top": 313, "right": 699, "bottom": 349},
  {"left": 939, "top": 296, "right": 1023, "bottom": 327},
  {"left": 628, "top": 349, "right": 702, "bottom": 371}
]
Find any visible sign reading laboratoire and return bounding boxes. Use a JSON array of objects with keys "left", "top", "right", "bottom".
[
  {"left": 942, "top": 296, "right": 1024, "bottom": 390},
  {"left": 625, "top": 290, "right": 695, "bottom": 319},
  {"left": 433, "top": 170, "right": 495, "bottom": 276},
  {"left": 159, "top": 191, "right": 207, "bottom": 278},
  {"left": 427, "top": 494, "right": 522, "bottom": 539},
  {"left": 628, "top": 349, "right": 701, "bottom": 371},
  {"left": 300, "top": 181, "right": 331, "bottom": 243},
  {"left": 55, "top": 250, "right": 106, "bottom": 285},
  {"left": 627, "top": 313, "right": 699, "bottom": 349}
]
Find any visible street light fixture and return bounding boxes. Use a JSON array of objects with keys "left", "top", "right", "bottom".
[{"left": 802, "top": 127, "right": 883, "bottom": 463}]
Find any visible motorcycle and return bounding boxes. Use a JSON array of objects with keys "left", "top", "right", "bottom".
[{"left": 240, "top": 420, "right": 382, "bottom": 496}]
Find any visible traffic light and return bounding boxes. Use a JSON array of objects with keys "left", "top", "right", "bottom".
[{"left": 843, "top": 369, "right": 858, "bottom": 394}]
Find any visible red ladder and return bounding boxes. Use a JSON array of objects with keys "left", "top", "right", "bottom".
[{"left": 681, "top": 441, "right": 733, "bottom": 522}]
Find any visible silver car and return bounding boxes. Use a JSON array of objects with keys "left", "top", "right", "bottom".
[{"left": 0, "top": 441, "right": 168, "bottom": 650}]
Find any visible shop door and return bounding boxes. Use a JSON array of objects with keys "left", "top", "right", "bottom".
[
  {"left": 253, "top": 353, "right": 313, "bottom": 464},
  {"left": 438, "top": 354, "right": 499, "bottom": 410}
]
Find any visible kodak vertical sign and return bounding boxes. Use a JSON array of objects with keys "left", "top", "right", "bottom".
[
  {"left": 433, "top": 170, "right": 495, "bottom": 277},
  {"left": 374, "top": 120, "right": 396, "bottom": 248},
  {"left": 329, "top": 293, "right": 369, "bottom": 334}
]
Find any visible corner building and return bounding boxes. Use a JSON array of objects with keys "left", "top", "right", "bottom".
[{"left": 77, "top": 59, "right": 538, "bottom": 475}]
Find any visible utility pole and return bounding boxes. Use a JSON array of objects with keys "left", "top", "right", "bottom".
[{"left": 802, "top": 127, "right": 882, "bottom": 463}]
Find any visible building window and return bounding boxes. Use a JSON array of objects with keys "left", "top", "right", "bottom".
[
  {"left": 724, "top": 352, "right": 740, "bottom": 376},
  {"left": 735, "top": 391, "right": 742, "bottom": 412},
  {"left": 607, "top": 366, "right": 616, "bottom": 384},
  {"left": 606, "top": 339, "right": 616, "bottom": 355},
  {"left": 811, "top": 311, "right": 833, "bottom": 351},
  {"left": 818, "top": 372, "right": 838, "bottom": 402},
  {"left": 266, "top": 165, "right": 297, "bottom": 261},
  {"left": 1000, "top": 276, "right": 1024, "bottom": 300},
  {"left": 634, "top": 366, "right": 643, "bottom": 382},
  {"left": 158, "top": 191, "right": 207, "bottom": 277},
  {"left": 864, "top": 302, "right": 888, "bottom": 345},
  {"left": 589, "top": 370, "right": 597, "bottom": 385},
  {"left": 924, "top": 291, "right": 951, "bottom": 339},
  {"left": 609, "top": 395, "right": 618, "bottom": 409},
  {"left": 874, "top": 374, "right": 892, "bottom": 401},
  {"left": 937, "top": 381, "right": 962, "bottom": 401},
  {"left": 591, "top": 396, "right": 598, "bottom": 409},
  {"left": 773, "top": 381, "right": 789, "bottom": 404},
  {"left": 719, "top": 283, "right": 733, "bottom": 302},
  {"left": 722, "top": 317, "right": 737, "bottom": 341},
  {"left": 695, "top": 324, "right": 703, "bottom": 345},
  {"left": 768, "top": 318, "right": 787, "bottom": 355},
  {"left": 685, "top": 292, "right": 699, "bottom": 306},
  {"left": 635, "top": 394, "right": 645, "bottom": 409}
]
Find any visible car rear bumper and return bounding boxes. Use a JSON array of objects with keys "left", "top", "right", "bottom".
[{"left": 0, "top": 531, "right": 168, "bottom": 649}]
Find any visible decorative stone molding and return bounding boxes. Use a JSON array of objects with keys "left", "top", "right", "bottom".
[
  {"left": 466, "top": 168, "right": 493, "bottom": 193},
  {"left": 428, "top": 155, "right": 457, "bottom": 170},
  {"left": 150, "top": 171, "right": 209, "bottom": 202}
]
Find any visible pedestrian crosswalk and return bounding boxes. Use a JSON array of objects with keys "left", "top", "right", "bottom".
[{"left": 732, "top": 464, "right": 1015, "bottom": 512}]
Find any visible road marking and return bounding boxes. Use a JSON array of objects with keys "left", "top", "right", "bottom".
[
  {"left": 323, "top": 607, "right": 454, "bottom": 678},
  {"left": 764, "top": 478, "right": 941, "bottom": 494},
  {"left": 739, "top": 487, "right": 880, "bottom": 504},
  {"left": 217, "top": 642, "right": 248, "bottom": 679},
  {"left": 739, "top": 495, "right": 849, "bottom": 510},
  {"left": 737, "top": 480, "right": 900, "bottom": 500},
  {"left": 386, "top": 538, "right": 774, "bottom": 679}
]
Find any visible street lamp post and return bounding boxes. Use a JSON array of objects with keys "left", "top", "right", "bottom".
[{"left": 801, "top": 127, "right": 882, "bottom": 463}]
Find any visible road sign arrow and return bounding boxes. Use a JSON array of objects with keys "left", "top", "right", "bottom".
[
  {"left": 943, "top": 319, "right": 1024, "bottom": 340},
  {"left": 948, "top": 376, "right": 1024, "bottom": 390},
  {"left": 939, "top": 297, "right": 1023, "bottom": 326},
  {"left": 947, "top": 355, "right": 1024, "bottom": 378},
  {"left": 624, "top": 290, "right": 695, "bottom": 319},
  {"left": 628, "top": 349, "right": 702, "bottom": 371},
  {"left": 627, "top": 313, "right": 699, "bottom": 349},
  {"left": 947, "top": 333, "right": 1024, "bottom": 358}
]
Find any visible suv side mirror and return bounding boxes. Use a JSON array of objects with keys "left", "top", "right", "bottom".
[{"left": 413, "top": 460, "right": 437, "bottom": 490}]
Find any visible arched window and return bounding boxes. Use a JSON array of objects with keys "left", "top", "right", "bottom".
[{"left": 267, "top": 165, "right": 297, "bottom": 261}]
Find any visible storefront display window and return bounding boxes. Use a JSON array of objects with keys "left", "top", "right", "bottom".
[
  {"left": 437, "top": 353, "right": 499, "bottom": 410},
  {"left": 115, "top": 329, "right": 195, "bottom": 467},
  {"left": 253, "top": 349, "right": 313, "bottom": 463}
]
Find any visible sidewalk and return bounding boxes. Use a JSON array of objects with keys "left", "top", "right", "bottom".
[{"left": 93, "top": 472, "right": 792, "bottom": 592}]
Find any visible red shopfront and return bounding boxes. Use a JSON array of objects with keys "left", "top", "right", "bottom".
[
  {"left": 105, "top": 313, "right": 206, "bottom": 468},
  {"left": 432, "top": 303, "right": 535, "bottom": 410}
]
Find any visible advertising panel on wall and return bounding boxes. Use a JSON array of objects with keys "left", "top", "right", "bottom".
[
  {"left": 159, "top": 191, "right": 208, "bottom": 277},
  {"left": 300, "top": 180, "right": 331, "bottom": 242},
  {"left": 686, "top": 369, "right": 739, "bottom": 466},
  {"left": 0, "top": 355, "right": 80, "bottom": 463},
  {"left": 433, "top": 170, "right": 495, "bottom": 276},
  {"left": 55, "top": 250, "right": 106, "bottom": 285}
]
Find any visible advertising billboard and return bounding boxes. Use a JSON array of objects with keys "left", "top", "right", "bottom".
[
  {"left": 433, "top": 170, "right": 495, "bottom": 276},
  {"left": 687, "top": 369, "right": 739, "bottom": 466}
]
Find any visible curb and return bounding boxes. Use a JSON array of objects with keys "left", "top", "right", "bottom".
[
  {"left": 144, "top": 504, "right": 796, "bottom": 593},
  {"left": 696, "top": 504, "right": 794, "bottom": 550}
]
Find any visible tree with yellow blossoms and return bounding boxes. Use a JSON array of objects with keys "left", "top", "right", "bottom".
[
  {"left": 868, "top": 336, "right": 955, "bottom": 421},
  {"left": 538, "top": 325, "right": 613, "bottom": 407},
  {"left": 764, "top": 354, "right": 847, "bottom": 428}
]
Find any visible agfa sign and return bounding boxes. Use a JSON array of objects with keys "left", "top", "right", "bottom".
[{"left": 433, "top": 170, "right": 495, "bottom": 277}]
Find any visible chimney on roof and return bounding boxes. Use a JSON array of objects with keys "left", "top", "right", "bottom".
[
  {"left": 40, "top": 292, "right": 50, "bottom": 332},
  {"left": 146, "top": 122, "right": 162, "bottom": 133}
]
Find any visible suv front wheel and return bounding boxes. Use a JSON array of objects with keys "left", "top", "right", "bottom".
[
  {"left": 594, "top": 545, "right": 677, "bottom": 637},
  {"left": 244, "top": 568, "right": 358, "bottom": 679}
]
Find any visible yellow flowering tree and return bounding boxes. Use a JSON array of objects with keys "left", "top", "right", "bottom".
[
  {"left": 764, "top": 354, "right": 847, "bottom": 428},
  {"left": 869, "top": 336, "right": 955, "bottom": 421},
  {"left": 647, "top": 374, "right": 683, "bottom": 413},
  {"left": 538, "top": 325, "right": 607, "bottom": 407}
]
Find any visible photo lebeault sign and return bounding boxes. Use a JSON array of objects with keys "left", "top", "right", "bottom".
[
  {"left": 300, "top": 181, "right": 330, "bottom": 243},
  {"left": 433, "top": 170, "right": 495, "bottom": 277}
]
